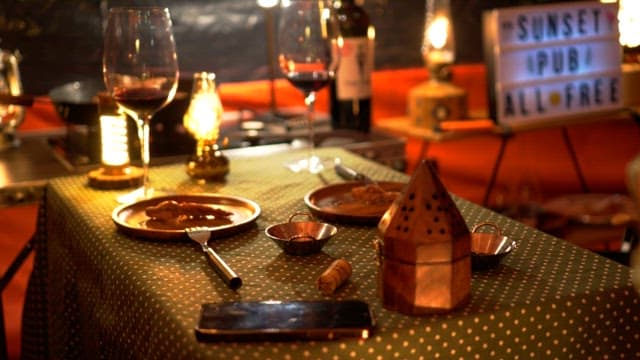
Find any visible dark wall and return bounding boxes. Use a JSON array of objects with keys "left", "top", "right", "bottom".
[{"left": 0, "top": 0, "right": 580, "bottom": 95}]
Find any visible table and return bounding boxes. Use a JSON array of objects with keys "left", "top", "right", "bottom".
[{"left": 22, "top": 147, "right": 640, "bottom": 359}]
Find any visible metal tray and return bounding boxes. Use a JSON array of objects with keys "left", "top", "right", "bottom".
[{"left": 112, "top": 194, "right": 261, "bottom": 241}]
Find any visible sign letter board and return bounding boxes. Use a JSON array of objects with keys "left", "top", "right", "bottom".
[{"left": 483, "top": 2, "right": 622, "bottom": 127}]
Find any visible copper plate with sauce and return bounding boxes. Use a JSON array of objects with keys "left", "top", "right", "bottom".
[
  {"left": 112, "top": 194, "right": 261, "bottom": 241},
  {"left": 304, "top": 181, "right": 405, "bottom": 225}
]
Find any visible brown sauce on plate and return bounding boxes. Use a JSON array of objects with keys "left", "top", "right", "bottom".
[{"left": 144, "top": 215, "right": 234, "bottom": 230}]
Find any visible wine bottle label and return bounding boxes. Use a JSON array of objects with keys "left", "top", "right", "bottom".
[{"left": 336, "top": 37, "right": 373, "bottom": 100}]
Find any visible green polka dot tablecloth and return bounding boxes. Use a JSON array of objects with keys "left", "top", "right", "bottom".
[{"left": 21, "top": 147, "right": 640, "bottom": 359}]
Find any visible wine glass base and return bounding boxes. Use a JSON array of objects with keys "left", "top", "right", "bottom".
[{"left": 284, "top": 155, "right": 332, "bottom": 174}]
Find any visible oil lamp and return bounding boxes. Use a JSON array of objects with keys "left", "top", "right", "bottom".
[
  {"left": 408, "top": 0, "right": 467, "bottom": 129},
  {"left": 183, "top": 72, "right": 229, "bottom": 181},
  {"left": 88, "top": 93, "right": 143, "bottom": 189}
]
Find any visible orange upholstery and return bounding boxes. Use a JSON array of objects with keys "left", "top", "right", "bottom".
[
  {"left": 19, "top": 97, "right": 65, "bottom": 131},
  {"left": 1, "top": 205, "right": 37, "bottom": 360}
]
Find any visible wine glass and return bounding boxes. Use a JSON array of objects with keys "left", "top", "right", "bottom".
[
  {"left": 277, "top": 0, "right": 340, "bottom": 173},
  {"left": 103, "top": 7, "right": 179, "bottom": 201}
]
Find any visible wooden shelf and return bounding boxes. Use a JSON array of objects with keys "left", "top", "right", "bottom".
[{"left": 375, "top": 107, "right": 639, "bottom": 143}]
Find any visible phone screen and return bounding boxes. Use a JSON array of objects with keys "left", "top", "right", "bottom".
[{"left": 195, "top": 300, "right": 375, "bottom": 341}]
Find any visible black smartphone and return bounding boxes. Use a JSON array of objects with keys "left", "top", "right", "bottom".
[{"left": 195, "top": 300, "right": 375, "bottom": 342}]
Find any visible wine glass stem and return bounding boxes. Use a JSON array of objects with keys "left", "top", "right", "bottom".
[
  {"left": 304, "top": 91, "right": 316, "bottom": 161},
  {"left": 137, "top": 114, "right": 152, "bottom": 198}
]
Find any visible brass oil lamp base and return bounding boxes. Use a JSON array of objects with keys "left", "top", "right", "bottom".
[
  {"left": 408, "top": 64, "right": 467, "bottom": 130},
  {"left": 186, "top": 140, "right": 229, "bottom": 181}
]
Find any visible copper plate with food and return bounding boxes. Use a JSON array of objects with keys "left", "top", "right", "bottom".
[
  {"left": 304, "top": 181, "right": 405, "bottom": 225},
  {"left": 112, "top": 194, "right": 261, "bottom": 240}
]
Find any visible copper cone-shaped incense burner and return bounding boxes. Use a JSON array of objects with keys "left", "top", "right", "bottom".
[{"left": 377, "top": 160, "right": 471, "bottom": 315}]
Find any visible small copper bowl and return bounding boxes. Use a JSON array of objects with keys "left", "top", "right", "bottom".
[
  {"left": 471, "top": 222, "right": 516, "bottom": 271},
  {"left": 265, "top": 212, "right": 337, "bottom": 256}
]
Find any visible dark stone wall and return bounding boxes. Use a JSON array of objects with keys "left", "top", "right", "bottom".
[{"left": 0, "top": 0, "right": 583, "bottom": 95}]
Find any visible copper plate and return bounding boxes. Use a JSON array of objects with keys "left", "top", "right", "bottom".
[
  {"left": 542, "top": 193, "right": 636, "bottom": 225},
  {"left": 112, "top": 194, "right": 261, "bottom": 241},
  {"left": 304, "top": 181, "right": 406, "bottom": 225}
]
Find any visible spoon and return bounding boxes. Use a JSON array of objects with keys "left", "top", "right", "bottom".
[{"left": 334, "top": 158, "right": 376, "bottom": 185}]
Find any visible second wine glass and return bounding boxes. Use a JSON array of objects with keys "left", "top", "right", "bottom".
[
  {"left": 103, "top": 7, "right": 179, "bottom": 201},
  {"left": 277, "top": 0, "right": 340, "bottom": 174}
]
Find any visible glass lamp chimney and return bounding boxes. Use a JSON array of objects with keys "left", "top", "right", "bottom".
[{"left": 422, "top": 0, "right": 455, "bottom": 81}]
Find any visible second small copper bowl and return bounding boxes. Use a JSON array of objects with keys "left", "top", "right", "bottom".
[
  {"left": 471, "top": 222, "right": 516, "bottom": 271},
  {"left": 265, "top": 213, "right": 337, "bottom": 256}
]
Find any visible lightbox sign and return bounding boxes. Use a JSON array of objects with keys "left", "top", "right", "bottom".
[{"left": 483, "top": 2, "right": 622, "bottom": 126}]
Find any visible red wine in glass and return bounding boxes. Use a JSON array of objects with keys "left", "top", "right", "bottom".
[
  {"left": 113, "top": 87, "right": 172, "bottom": 116},
  {"left": 286, "top": 71, "right": 332, "bottom": 94}
]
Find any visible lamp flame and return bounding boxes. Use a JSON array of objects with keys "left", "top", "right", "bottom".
[
  {"left": 601, "top": 0, "right": 640, "bottom": 49},
  {"left": 427, "top": 16, "right": 449, "bottom": 50},
  {"left": 618, "top": 0, "right": 640, "bottom": 48},
  {"left": 183, "top": 72, "right": 223, "bottom": 143}
]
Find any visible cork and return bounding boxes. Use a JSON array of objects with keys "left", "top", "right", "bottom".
[{"left": 317, "top": 258, "right": 352, "bottom": 295}]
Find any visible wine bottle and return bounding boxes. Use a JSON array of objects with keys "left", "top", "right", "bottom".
[{"left": 330, "top": 0, "right": 374, "bottom": 133}]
